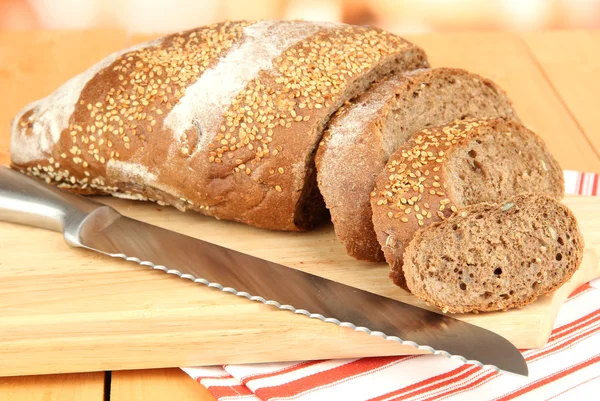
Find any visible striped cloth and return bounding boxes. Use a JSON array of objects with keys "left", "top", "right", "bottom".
[
  {"left": 564, "top": 170, "right": 599, "bottom": 197},
  {"left": 182, "top": 170, "right": 600, "bottom": 401}
]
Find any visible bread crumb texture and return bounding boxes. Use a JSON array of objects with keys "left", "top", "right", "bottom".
[{"left": 403, "top": 194, "right": 584, "bottom": 313}]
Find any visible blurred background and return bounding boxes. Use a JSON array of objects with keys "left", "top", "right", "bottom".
[{"left": 0, "top": 0, "right": 599, "bottom": 33}]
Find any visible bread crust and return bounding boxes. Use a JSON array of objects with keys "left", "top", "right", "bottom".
[
  {"left": 316, "top": 68, "right": 518, "bottom": 262},
  {"left": 370, "top": 118, "right": 565, "bottom": 290},
  {"left": 10, "top": 20, "right": 428, "bottom": 231}
]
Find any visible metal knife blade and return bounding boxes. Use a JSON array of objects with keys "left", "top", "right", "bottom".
[{"left": 0, "top": 166, "right": 528, "bottom": 376}]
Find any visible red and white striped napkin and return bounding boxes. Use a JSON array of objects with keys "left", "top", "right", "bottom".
[{"left": 183, "top": 170, "right": 600, "bottom": 401}]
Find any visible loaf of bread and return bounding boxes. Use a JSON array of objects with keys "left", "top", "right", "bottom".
[
  {"left": 10, "top": 20, "right": 428, "bottom": 231},
  {"left": 370, "top": 118, "right": 564, "bottom": 291},
  {"left": 403, "top": 193, "right": 584, "bottom": 313},
  {"left": 316, "top": 68, "right": 518, "bottom": 262}
]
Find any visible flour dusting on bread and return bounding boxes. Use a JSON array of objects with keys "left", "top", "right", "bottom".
[
  {"left": 110, "top": 192, "right": 150, "bottom": 201},
  {"left": 323, "top": 79, "right": 396, "bottom": 153},
  {"left": 10, "top": 38, "right": 164, "bottom": 165},
  {"left": 107, "top": 160, "right": 180, "bottom": 198},
  {"left": 164, "top": 20, "right": 337, "bottom": 153}
]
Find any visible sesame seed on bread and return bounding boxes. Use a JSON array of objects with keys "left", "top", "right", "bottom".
[
  {"left": 10, "top": 20, "right": 429, "bottom": 231},
  {"left": 370, "top": 118, "right": 564, "bottom": 291},
  {"left": 316, "top": 67, "right": 519, "bottom": 262},
  {"left": 403, "top": 193, "right": 584, "bottom": 313}
]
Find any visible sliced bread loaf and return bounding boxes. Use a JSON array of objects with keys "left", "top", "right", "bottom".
[
  {"left": 403, "top": 194, "right": 584, "bottom": 313},
  {"left": 316, "top": 68, "right": 518, "bottom": 262},
  {"left": 10, "top": 20, "right": 428, "bottom": 232},
  {"left": 370, "top": 118, "right": 564, "bottom": 290}
]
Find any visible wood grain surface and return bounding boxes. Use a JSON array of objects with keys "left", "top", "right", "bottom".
[
  {"left": 522, "top": 30, "right": 600, "bottom": 160},
  {"left": 0, "top": 194, "right": 597, "bottom": 378},
  {"left": 0, "top": 372, "right": 104, "bottom": 401},
  {"left": 111, "top": 369, "right": 213, "bottom": 401},
  {"left": 0, "top": 30, "right": 599, "bottom": 401}
]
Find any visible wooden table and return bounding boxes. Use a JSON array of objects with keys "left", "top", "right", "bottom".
[{"left": 0, "top": 29, "right": 598, "bottom": 401}]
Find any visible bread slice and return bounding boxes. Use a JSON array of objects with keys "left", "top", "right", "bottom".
[
  {"left": 370, "top": 118, "right": 564, "bottom": 290},
  {"left": 316, "top": 68, "right": 518, "bottom": 261},
  {"left": 403, "top": 194, "right": 584, "bottom": 313},
  {"left": 10, "top": 20, "right": 428, "bottom": 232}
]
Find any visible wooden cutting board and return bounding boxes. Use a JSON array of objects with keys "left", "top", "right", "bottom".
[{"left": 0, "top": 193, "right": 598, "bottom": 377}]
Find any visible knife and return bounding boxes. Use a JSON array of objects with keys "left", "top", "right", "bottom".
[{"left": 0, "top": 166, "right": 528, "bottom": 376}]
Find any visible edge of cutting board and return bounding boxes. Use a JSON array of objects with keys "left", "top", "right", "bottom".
[{"left": 0, "top": 195, "right": 598, "bottom": 376}]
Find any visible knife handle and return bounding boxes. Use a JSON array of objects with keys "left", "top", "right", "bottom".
[{"left": 0, "top": 166, "right": 106, "bottom": 235}]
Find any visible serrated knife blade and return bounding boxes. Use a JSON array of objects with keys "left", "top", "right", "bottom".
[{"left": 0, "top": 166, "right": 528, "bottom": 376}]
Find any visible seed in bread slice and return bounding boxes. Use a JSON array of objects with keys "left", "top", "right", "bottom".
[
  {"left": 402, "top": 194, "right": 584, "bottom": 313},
  {"left": 316, "top": 68, "right": 518, "bottom": 262},
  {"left": 370, "top": 118, "right": 564, "bottom": 291}
]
